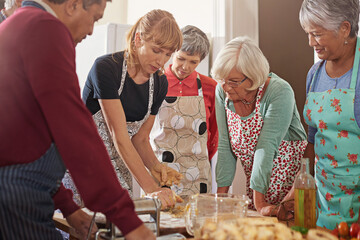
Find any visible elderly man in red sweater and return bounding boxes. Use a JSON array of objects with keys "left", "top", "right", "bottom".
[{"left": 0, "top": 0, "right": 154, "bottom": 239}]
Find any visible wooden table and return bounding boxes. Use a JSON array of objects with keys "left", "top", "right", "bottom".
[
  {"left": 53, "top": 210, "right": 271, "bottom": 239},
  {"left": 53, "top": 212, "right": 83, "bottom": 240},
  {"left": 53, "top": 211, "right": 191, "bottom": 239}
]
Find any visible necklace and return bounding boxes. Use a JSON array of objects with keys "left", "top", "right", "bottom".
[
  {"left": 332, "top": 78, "right": 338, "bottom": 89},
  {"left": 232, "top": 88, "right": 258, "bottom": 105},
  {"left": 239, "top": 97, "right": 256, "bottom": 105}
]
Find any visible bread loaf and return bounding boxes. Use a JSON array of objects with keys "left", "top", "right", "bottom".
[{"left": 200, "top": 218, "right": 303, "bottom": 240}]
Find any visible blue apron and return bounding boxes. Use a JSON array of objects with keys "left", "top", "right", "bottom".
[
  {"left": 303, "top": 37, "right": 360, "bottom": 229},
  {"left": 0, "top": 144, "right": 65, "bottom": 239}
]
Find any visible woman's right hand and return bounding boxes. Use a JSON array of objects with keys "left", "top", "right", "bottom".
[
  {"left": 147, "top": 188, "right": 182, "bottom": 210},
  {"left": 150, "top": 163, "right": 183, "bottom": 186}
]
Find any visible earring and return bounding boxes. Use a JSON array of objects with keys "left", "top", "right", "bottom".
[{"left": 345, "top": 40, "right": 348, "bottom": 45}]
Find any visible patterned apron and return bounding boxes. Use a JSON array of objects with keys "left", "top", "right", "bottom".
[
  {"left": 63, "top": 54, "right": 154, "bottom": 201},
  {"left": 303, "top": 37, "right": 360, "bottom": 229},
  {"left": 0, "top": 144, "right": 65, "bottom": 239},
  {"left": 151, "top": 74, "right": 212, "bottom": 196},
  {"left": 225, "top": 83, "right": 307, "bottom": 210}
]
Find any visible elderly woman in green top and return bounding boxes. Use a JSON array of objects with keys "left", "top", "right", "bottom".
[{"left": 212, "top": 36, "right": 307, "bottom": 216}]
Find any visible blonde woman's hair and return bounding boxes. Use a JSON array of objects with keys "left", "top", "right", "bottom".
[
  {"left": 211, "top": 36, "right": 269, "bottom": 91},
  {"left": 125, "top": 9, "right": 183, "bottom": 76}
]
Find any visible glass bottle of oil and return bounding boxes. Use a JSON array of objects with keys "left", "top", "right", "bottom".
[{"left": 294, "top": 158, "right": 317, "bottom": 229}]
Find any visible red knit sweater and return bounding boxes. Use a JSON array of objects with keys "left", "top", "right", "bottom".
[{"left": 0, "top": 7, "right": 142, "bottom": 235}]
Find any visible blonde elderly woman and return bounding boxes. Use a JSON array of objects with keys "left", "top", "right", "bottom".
[
  {"left": 212, "top": 36, "right": 307, "bottom": 217},
  {"left": 300, "top": 0, "right": 360, "bottom": 229},
  {"left": 0, "top": 0, "right": 22, "bottom": 23}
]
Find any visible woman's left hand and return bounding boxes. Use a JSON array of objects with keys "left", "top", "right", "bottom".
[
  {"left": 259, "top": 204, "right": 277, "bottom": 216},
  {"left": 150, "top": 163, "right": 183, "bottom": 186},
  {"left": 66, "top": 209, "right": 98, "bottom": 240}
]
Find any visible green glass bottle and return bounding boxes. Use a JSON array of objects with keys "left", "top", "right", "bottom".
[{"left": 294, "top": 158, "right": 317, "bottom": 229}]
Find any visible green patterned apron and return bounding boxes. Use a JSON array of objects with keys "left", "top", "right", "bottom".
[{"left": 303, "top": 37, "right": 360, "bottom": 229}]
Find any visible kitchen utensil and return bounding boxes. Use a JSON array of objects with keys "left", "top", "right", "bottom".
[
  {"left": 95, "top": 197, "right": 161, "bottom": 239},
  {"left": 86, "top": 212, "right": 97, "bottom": 240}
]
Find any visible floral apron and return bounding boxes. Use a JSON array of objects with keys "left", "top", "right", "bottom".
[
  {"left": 225, "top": 83, "right": 307, "bottom": 209},
  {"left": 63, "top": 54, "right": 154, "bottom": 201},
  {"left": 151, "top": 74, "right": 211, "bottom": 196},
  {"left": 303, "top": 37, "right": 360, "bottom": 229}
]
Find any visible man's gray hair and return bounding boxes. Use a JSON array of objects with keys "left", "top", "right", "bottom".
[
  {"left": 180, "top": 25, "right": 210, "bottom": 61},
  {"left": 299, "top": 0, "right": 359, "bottom": 37},
  {"left": 48, "top": 0, "right": 110, "bottom": 9}
]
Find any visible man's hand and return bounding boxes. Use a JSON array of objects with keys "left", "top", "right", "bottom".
[
  {"left": 66, "top": 209, "right": 97, "bottom": 240},
  {"left": 150, "top": 163, "right": 183, "bottom": 186}
]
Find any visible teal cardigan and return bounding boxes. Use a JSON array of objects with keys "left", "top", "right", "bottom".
[{"left": 215, "top": 72, "right": 307, "bottom": 194}]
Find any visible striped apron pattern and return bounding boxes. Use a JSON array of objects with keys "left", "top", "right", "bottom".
[{"left": 0, "top": 143, "right": 65, "bottom": 239}]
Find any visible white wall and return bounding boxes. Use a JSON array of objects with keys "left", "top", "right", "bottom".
[
  {"left": 127, "top": 0, "right": 213, "bottom": 33},
  {"left": 96, "top": 0, "right": 260, "bottom": 71},
  {"left": 96, "top": 0, "right": 127, "bottom": 25}
]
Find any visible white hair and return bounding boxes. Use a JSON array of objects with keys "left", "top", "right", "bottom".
[
  {"left": 211, "top": 36, "right": 269, "bottom": 91},
  {"left": 299, "top": 0, "right": 359, "bottom": 37}
]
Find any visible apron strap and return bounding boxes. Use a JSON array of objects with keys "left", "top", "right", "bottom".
[
  {"left": 350, "top": 36, "right": 360, "bottom": 89},
  {"left": 309, "top": 60, "right": 325, "bottom": 93},
  {"left": 196, "top": 73, "right": 203, "bottom": 97}
]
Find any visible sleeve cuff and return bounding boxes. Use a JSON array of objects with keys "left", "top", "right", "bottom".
[
  {"left": 307, "top": 126, "right": 317, "bottom": 144},
  {"left": 53, "top": 185, "right": 80, "bottom": 218},
  {"left": 216, "top": 180, "right": 233, "bottom": 188},
  {"left": 250, "top": 184, "right": 267, "bottom": 195},
  {"left": 107, "top": 202, "right": 143, "bottom": 236}
]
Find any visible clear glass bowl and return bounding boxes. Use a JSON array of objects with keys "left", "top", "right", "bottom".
[{"left": 185, "top": 193, "right": 250, "bottom": 238}]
